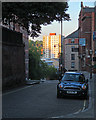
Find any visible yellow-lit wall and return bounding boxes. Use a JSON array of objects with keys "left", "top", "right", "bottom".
[{"left": 43, "top": 34, "right": 61, "bottom": 58}]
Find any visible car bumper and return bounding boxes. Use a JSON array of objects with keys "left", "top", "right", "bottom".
[{"left": 57, "top": 89, "right": 87, "bottom": 97}]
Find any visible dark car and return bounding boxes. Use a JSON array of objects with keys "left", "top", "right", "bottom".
[{"left": 57, "top": 72, "right": 88, "bottom": 99}]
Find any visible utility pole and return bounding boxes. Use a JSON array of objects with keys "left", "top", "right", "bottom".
[
  {"left": 61, "top": 14, "right": 63, "bottom": 75},
  {"left": 59, "top": 14, "right": 63, "bottom": 79}
]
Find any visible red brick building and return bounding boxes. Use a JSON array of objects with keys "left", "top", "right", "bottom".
[{"left": 78, "top": 2, "right": 95, "bottom": 72}]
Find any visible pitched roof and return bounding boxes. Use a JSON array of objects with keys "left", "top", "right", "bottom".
[
  {"left": 64, "top": 29, "right": 79, "bottom": 39},
  {"left": 83, "top": 7, "right": 94, "bottom": 13}
]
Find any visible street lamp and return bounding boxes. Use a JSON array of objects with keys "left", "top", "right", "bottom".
[
  {"left": 60, "top": 14, "right": 63, "bottom": 75},
  {"left": 59, "top": 14, "right": 63, "bottom": 75}
]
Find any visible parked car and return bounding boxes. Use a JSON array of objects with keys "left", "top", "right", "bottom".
[{"left": 57, "top": 72, "right": 88, "bottom": 99}]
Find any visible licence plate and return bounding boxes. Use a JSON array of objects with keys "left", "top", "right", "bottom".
[{"left": 67, "top": 91, "right": 77, "bottom": 94}]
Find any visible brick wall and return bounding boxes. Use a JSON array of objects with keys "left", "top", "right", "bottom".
[
  {"left": 2, "top": 27, "right": 25, "bottom": 90},
  {"left": 78, "top": 5, "right": 95, "bottom": 72}
]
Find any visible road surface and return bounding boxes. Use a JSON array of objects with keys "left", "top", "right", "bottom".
[{"left": 2, "top": 80, "right": 89, "bottom": 118}]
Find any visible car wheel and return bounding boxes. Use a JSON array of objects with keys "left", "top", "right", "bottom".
[
  {"left": 84, "top": 94, "right": 89, "bottom": 100},
  {"left": 82, "top": 93, "right": 89, "bottom": 100},
  {"left": 85, "top": 90, "right": 89, "bottom": 100}
]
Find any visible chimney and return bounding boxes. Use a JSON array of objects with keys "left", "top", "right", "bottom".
[
  {"left": 81, "top": 1, "right": 83, "bottom": 8},
  {"left": 49, "top": 33, "right": 56, "bottom": 35}
]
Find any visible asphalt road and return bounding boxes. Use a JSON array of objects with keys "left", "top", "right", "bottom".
[{"left": 2, "top": 80, "right": 89, "bottom": 118}]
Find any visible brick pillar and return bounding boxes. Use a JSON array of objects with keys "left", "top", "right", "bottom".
[
  {"left": 95, "top": 5, "right": 96, "bottom": 51},
  {"left": 94, "top": 5, "right": 96, "bottom": 72}
]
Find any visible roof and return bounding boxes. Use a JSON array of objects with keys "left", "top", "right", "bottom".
[
  {"left": 45, "top": 61, "right": 53, "bottom": 63},
  {"left": 83, "top": 7, "right": 94, "bottom": 13},
  {"left": 64, "top": 29, "right": 79, "bottom": 39},
  {"left": 65, "top": 72, "right": 83, "bottom": 75}
]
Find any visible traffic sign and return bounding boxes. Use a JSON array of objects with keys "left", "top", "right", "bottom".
[
  {"left": 79, "top": 38, "right": 86, "bottom": 46},
  {"left": 93, "top": 31, "right": 96, "bottom": 40}
]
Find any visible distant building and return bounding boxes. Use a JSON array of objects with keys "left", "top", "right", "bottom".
[
  {"left": 78, "top": 2, "right": 95, "bottom": 72},
  {"left": 43, "top": 33, "right": 61, "bottom": 59},
  {"left": 41, "top": 58, "right": 53, "bottom": 66},
  {"left": 41, "top": 58, "right": 59, "bottom": 69},
  {"left": 63, "top": 29, "right": 79, "bottom": 71},
  {"left": 51, "top": 58, "right": 59, "bottom": 69},
  {"left": 45, "top": 61, "right": 54, "bottom": 66}
]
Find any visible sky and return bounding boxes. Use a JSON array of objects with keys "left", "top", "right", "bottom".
[{"left": 29, "top": 1, "right": 95, "bottom": 41}]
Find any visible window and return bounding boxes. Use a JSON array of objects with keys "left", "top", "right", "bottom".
[
  {"left": 71, "top": 62, "right": 75, "bottom": 68},
  {"left": 71, "top": 46, "right": 75, "bottom": 52},
  {"left": 71, "top": 47, "right": 79, "bottom": 52},
  {"left": 71, "top": 39, "right": 75, "bottom": 43},
  {"left": 71, "top": 54, "right": 75, "bottom": 60}
]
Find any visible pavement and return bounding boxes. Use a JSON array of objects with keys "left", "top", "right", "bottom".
[
  {"left": 65, "top": 71, "right": 96, "bottom": 118},
  {"left": 25, "top": 79, "right": 46, "bottom": 85}
]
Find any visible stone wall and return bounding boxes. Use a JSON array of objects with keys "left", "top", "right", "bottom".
[{"left": 2, "top": 27, "right": 25, "bottom": 90}]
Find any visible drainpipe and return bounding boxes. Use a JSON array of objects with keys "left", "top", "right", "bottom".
[{"left": 94, "top": 3, "right": 96, "bottom": 65}]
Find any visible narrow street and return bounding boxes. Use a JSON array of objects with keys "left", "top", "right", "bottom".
[
  {"left": 1, "top": 2, "right": 96, "bottom": 120},
  {"left": 2, "top": 80, "right": 89, "bottom": 118}
]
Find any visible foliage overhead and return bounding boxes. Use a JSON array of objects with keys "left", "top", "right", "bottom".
[{"left": 2, "top": 2, "right": 70, "bottom": 38}]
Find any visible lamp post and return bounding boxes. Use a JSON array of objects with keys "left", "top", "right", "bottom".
[{"left": 60, "top": 14, "right": 63, "bottom": 75}]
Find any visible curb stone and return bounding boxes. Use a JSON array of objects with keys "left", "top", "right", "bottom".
[{"left": 25, "top": 80, "right": 41, "bottom": 85}]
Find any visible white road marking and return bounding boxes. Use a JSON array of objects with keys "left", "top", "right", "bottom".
[
  {"left": 2, "top": 85, "right": 33, "bottom": 96},
  {"left": 50, "top": 99, "right": 86, "bottom": 118},
  {"left": 81, "top": 100, "right": 86, "bottom": 111},
  {"left": 73, "top": 109, "right": 82, "bottom": 114}
]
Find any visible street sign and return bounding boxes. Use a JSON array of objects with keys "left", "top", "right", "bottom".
[
  {"left": 93, "top": 31, "right": 96, "bottom": 40},
  {"left": 79, "top": 38, "right": 86, "bottom": 46}
]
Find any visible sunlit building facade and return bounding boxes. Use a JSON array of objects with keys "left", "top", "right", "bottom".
[
  {"left": 43, "top": 33, "right": 61, "bottom": 59},
  {"left": 63, "top": 30, "right": 79, "bottom": 71}
]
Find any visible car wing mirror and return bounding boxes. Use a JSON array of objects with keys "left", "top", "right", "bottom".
[{"left": 59, "top": 79, "right": 61, "bottom": 82}]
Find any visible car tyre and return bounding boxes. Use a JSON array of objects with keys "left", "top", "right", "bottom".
[
  {"left": 85, "top": 90, "right": 89, "bottom": 100},
  {"left": 81, "top": 92, "right": 89, "bottom": 100},
  {"left": 85, "top": 94, "right": 89, "bottom": 100}
]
